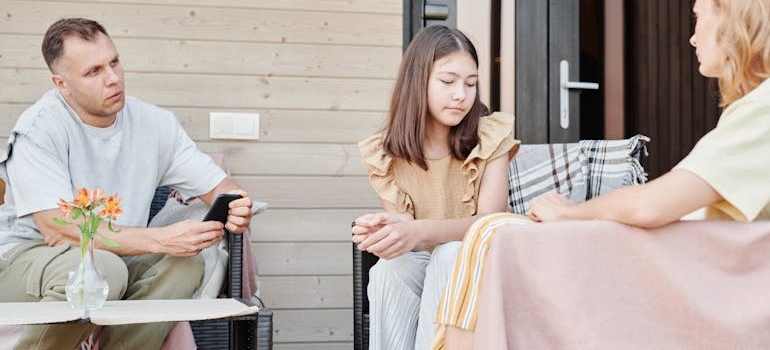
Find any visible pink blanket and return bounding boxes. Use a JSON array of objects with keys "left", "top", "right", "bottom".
[{"left": 471, "top": 219, "right": 770, "bottom": 349}]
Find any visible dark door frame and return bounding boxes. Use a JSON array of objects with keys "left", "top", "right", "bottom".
[
  {"left": 403, "top": 0, "right": 458, "bottom": 49},
  {"left": 514, "top": 0, "right": 550, "bottom": 143}
]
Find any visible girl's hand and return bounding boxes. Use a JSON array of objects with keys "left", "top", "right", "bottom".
[
  {"left": 352, "top": 212, "right": 396, "bottom": 235},
  {"left": 528, "top": 191, "right": 575, "bottom": 222},
  {"left": 358, "top": 221, "right": 421, "bottom": 260},
  {"left": 351, "top": 212, "right": 400, "bottom": 245}
]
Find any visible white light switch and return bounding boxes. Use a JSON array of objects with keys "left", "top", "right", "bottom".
[{"left": 209, "top": 112, "right": 260, "bottom": 140}]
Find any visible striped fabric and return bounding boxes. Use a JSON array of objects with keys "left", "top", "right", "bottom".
[
  {"left": 432, "top": 213, "right": 532, "bottom": 349},
  {"left": 508, "top": 135, "right": 649, "bottom": 215}
]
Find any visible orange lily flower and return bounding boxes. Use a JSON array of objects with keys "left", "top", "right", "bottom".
[{"left": 72, "top": 188, "right": 92, "bottom": 208}]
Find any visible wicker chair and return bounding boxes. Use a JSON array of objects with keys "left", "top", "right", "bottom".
[
  {"left": 150, "top": 187, "right": 273, "bottom": 350},
  {"left": 352, "top": 244, "right": 379, "bottom": 350},
  {"left": 352, "top": 136, "right": 650, "bottom": 350}
]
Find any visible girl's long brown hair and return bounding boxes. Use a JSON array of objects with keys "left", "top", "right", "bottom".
[{"left": 382, "top": 25, "right": 489, "bottom": 170}]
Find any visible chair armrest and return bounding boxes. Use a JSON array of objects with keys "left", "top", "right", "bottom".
[
  {"left": 227, "top": 230, "right": 243, "bottom": 299},
  {"left": 353, "top": 238, "right": 379, "bottom": 350}
]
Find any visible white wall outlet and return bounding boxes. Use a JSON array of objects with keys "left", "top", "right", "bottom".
[{"left": 209, "top": 112, "right": 260, "bottom": 140}]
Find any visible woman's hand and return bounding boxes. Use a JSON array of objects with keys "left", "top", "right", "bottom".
[{"left": 528, "top": 191, "right": 576, "bottom": 222}]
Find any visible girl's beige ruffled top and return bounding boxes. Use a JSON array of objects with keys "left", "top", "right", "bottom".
[{"left": 358, "top": 112, "right": 519, "bottom": 220}]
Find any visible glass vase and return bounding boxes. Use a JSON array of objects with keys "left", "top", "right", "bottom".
[{"left": 65, "top": 235, "right": 109, "bottom": 317}]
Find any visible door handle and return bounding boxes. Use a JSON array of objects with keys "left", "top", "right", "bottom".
[
  {"left": 559, "top": 59, "right": 599, "bottom": 129},
  {"left": 424, "top": 3, "right": 450, "bottom": 21}
]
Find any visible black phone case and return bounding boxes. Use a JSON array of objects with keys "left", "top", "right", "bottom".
[{"left": 203, "top": 193, "right": 242, "bottom": 224}]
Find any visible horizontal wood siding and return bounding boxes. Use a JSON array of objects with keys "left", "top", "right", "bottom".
[{"left": 0, "top": 1, "right": 402, "bottom": 348}]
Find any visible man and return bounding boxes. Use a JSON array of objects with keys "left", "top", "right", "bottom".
[{"left": 0, "top": 18, "right": 253, "bottom": 349}]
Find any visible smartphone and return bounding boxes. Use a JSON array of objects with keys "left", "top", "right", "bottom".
[{"left": 203, "top": 193, "right": 243, "bottom": 224}]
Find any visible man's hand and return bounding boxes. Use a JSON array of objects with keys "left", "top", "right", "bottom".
[
  {"left": 156, "top": 220, "right": 226, "bottom": 257},
  {"left": 223, "top": 190, "right": 252, "bottom": 234},
  {"left": 528, "top": 191, "right": 576, "bottom": 222}
]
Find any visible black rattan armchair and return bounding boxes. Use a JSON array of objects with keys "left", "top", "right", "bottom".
[
  {"left": 150, "top": 187, "right": 273, "bottom": 350},
  {"left": 352, "top": 244, "right": 379, "bottom": 350}
]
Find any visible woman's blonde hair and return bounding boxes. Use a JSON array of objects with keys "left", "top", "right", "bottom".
[{"left": 713, "top": 0, "right": 770, "bottom": 106}]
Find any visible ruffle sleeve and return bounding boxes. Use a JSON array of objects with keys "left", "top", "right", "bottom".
[
  {"left": 358, "top": 133, "right": 415, "bottom": 215},
  {"left": 459, "top": 112, "right": 520, "bottom": 213}
]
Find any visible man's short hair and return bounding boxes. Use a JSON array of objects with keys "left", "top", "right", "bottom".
[{"left": 42, "top": 18, "right": 109, "bottom": 72}]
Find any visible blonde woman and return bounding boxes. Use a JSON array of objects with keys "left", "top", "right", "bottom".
[{"left": 434, "top": 0, "right": 770, "bottom": 348}]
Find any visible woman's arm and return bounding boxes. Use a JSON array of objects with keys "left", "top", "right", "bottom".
[{"left": 529, "top": 169, "right": 722, "bottom": 228}]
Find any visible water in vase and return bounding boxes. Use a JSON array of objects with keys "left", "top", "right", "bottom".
[{"left": 65, "top": 250, "right": 109, "bottom": 312}]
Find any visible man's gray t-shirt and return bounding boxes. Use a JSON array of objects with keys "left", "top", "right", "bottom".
[{"left": 0, "top": 89, "right": 226, "bottom": 254}]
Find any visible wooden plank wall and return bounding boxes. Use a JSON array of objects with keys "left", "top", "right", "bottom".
[{"left": 0, "top": 1, "right": 402, "bottom": 348}]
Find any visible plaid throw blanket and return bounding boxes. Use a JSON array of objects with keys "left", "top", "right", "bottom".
[{"left": 508, "top": 135, "right": 649, "bottom": 215}]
